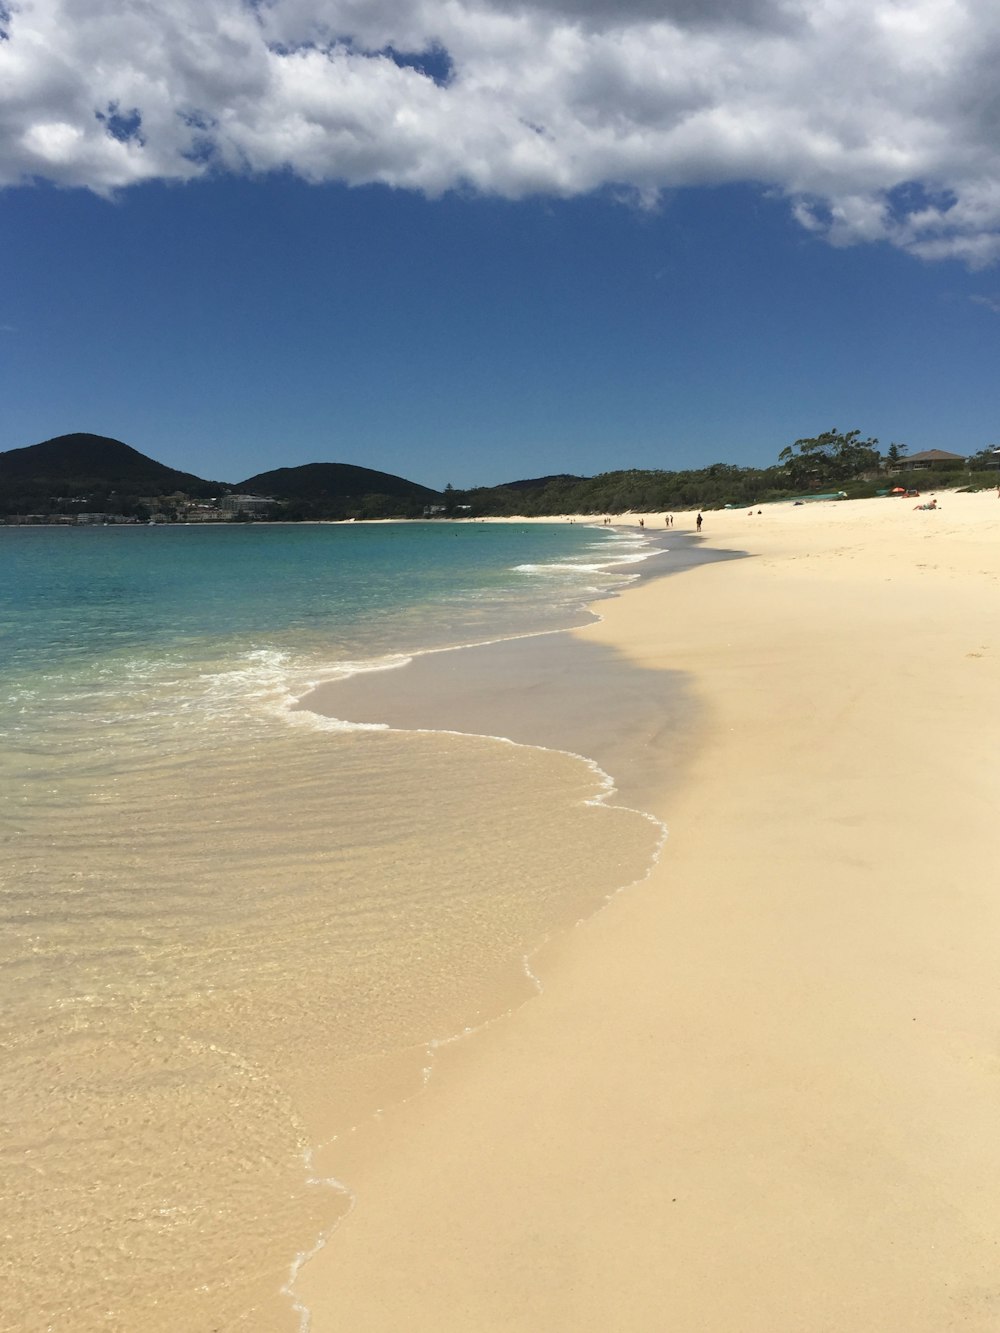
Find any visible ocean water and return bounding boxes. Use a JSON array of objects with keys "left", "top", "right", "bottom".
[{"left": 1, "top": 521, "right": 665, "bottom": 1332}]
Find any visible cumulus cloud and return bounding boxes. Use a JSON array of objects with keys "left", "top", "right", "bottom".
[{"left": 3, "top": 0, "right": 1000, "bottom": 262}]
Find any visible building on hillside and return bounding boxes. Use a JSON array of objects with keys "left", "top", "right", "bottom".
[
  {"left": 182, "top": 505, "right": 226, "bottom": 522},
  {"left": 220, "top": 493, "right": 276, "bottom": 516},
  {"left": 140, "top": 492, "right": 193, "bottom": 512},
  {"left": 895, "top": 449, "right": 966, "bottom": 471},
  {"left": 423, "top": 503, "right": 472, "bottom": 516}
]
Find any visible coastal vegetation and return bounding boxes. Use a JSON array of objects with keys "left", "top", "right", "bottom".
[{"left": 1, "top": 431, "right": 997, "bottom": 523}]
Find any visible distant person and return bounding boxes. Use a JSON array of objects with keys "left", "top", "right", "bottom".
[
  {"left": 696, "top": 512, "right": 703, "bottom": 532},
  {"left": 639, "top": 517, "right": 644, "bottom": 527}
]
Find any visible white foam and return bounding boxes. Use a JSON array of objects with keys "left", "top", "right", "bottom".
[
  {"left": 283, "top": 1144, "right": 356, "bottom": 1333},
  {"left": 514, "top": 561, "right": 611, "bottom": 574},
  {"left": 281, "top": 709, "right": 388, "bottom": 734}
]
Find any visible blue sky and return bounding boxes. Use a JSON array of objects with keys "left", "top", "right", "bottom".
[{"left": 2, "top": 0, "right": 1000, "bottom": 490}]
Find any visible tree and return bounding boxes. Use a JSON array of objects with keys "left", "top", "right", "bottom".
[
  {"left": 778, "top": 428, "right": 881, "bottom": 488},
  {"left": 885, "top": 441, "right": 909, "bottom": 464}
]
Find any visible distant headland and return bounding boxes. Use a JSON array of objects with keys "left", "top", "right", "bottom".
[{"left": 1, "top": 431, "right": 996, "bottom": 524}]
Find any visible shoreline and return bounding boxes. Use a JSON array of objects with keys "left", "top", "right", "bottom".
[
  {"left": 295, "top": 527, "right": 736, "bottom": 815},
  {"left": 293, "top": 492, "right": 1000, "bottom": 1330},
  {"left": 3, "top": 519, "right": 670, "bottom": 1332},
  {"left": 275, "top": 525, "right": 713, "bottom": 1273}
]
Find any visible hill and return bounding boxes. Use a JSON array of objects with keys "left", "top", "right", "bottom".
[
  {"left": 236, "top": 462, "right": 441, "bottom": 519},
  {"left": 0, "top": 433, "right": 223, "bottom": 515},
  {"left": 493, "top": 474, "right": 588, "bottom": 492},
  {"left": 0, "top": 435, "right": 443, "bottom": 521}
]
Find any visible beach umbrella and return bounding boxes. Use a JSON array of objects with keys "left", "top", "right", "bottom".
[{"left": 890, "top": 486, "right": 907, "bottom": 494}]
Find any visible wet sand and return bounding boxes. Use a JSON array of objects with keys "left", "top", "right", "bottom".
[
  {"left": 298, "top": 534, "right": 741, "bottom": 814},
  {"left": 300, "top": 622, "right": 696, "bottom": 817},
  {"left": 294, "top": 490, "right": 1000, "bottom": 1330}
]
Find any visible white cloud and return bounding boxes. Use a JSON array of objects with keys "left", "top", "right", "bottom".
[{"left": 3, "top": 0, "right": 1000, "bottom": 262}]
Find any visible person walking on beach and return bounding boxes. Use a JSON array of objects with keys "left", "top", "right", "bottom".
[{"left": 696, "top": 512, "right": 703, "bottom": 532}]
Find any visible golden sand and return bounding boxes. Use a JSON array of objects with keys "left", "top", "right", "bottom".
[{"left": 294, "top": 489, "right": 1000, "bottom": 1330}]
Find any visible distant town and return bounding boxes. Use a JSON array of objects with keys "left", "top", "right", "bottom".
[{"left": 6, "top": 491, "right": 279, "bottom": 526}]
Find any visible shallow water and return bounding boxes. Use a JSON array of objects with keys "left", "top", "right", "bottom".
[{"left": 1, "top": 521, "right": 677, "bottom": 1330}]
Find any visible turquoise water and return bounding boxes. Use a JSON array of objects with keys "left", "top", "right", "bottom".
[
  {"left": 1, "top": 520, "right": 665, "bottom": 1333},
  {"left": 2, "top": 519, "right": 643, "bottom": 670},
  {"left": 1, "top": 521, "right": 650, "bottom": 741}
]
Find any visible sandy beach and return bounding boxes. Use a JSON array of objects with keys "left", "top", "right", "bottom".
[{"left": 294, "top": 490, "right": 1000, "bottom": 1330}]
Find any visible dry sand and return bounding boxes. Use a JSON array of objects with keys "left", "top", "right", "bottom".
[{"left": 295, "top": 490, "right": 1000, "bottom": 1331}]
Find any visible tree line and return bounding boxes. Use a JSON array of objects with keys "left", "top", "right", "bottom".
[{"left": 441, "top": 431, "right": 997, "bottom": 518}]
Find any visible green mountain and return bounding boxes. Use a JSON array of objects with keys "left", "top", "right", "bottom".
[
  {"left": 493, "top": 474, "right": 588, "bottom": 492},
  {"left": 0, "top": 433, "right": 224, "bottom": 514},
  {"left": 0, "top": 434, "right": 444, "bottom": 521},
  {"left": 235, "top": 462, "right": 441, "bottom": 519}
]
